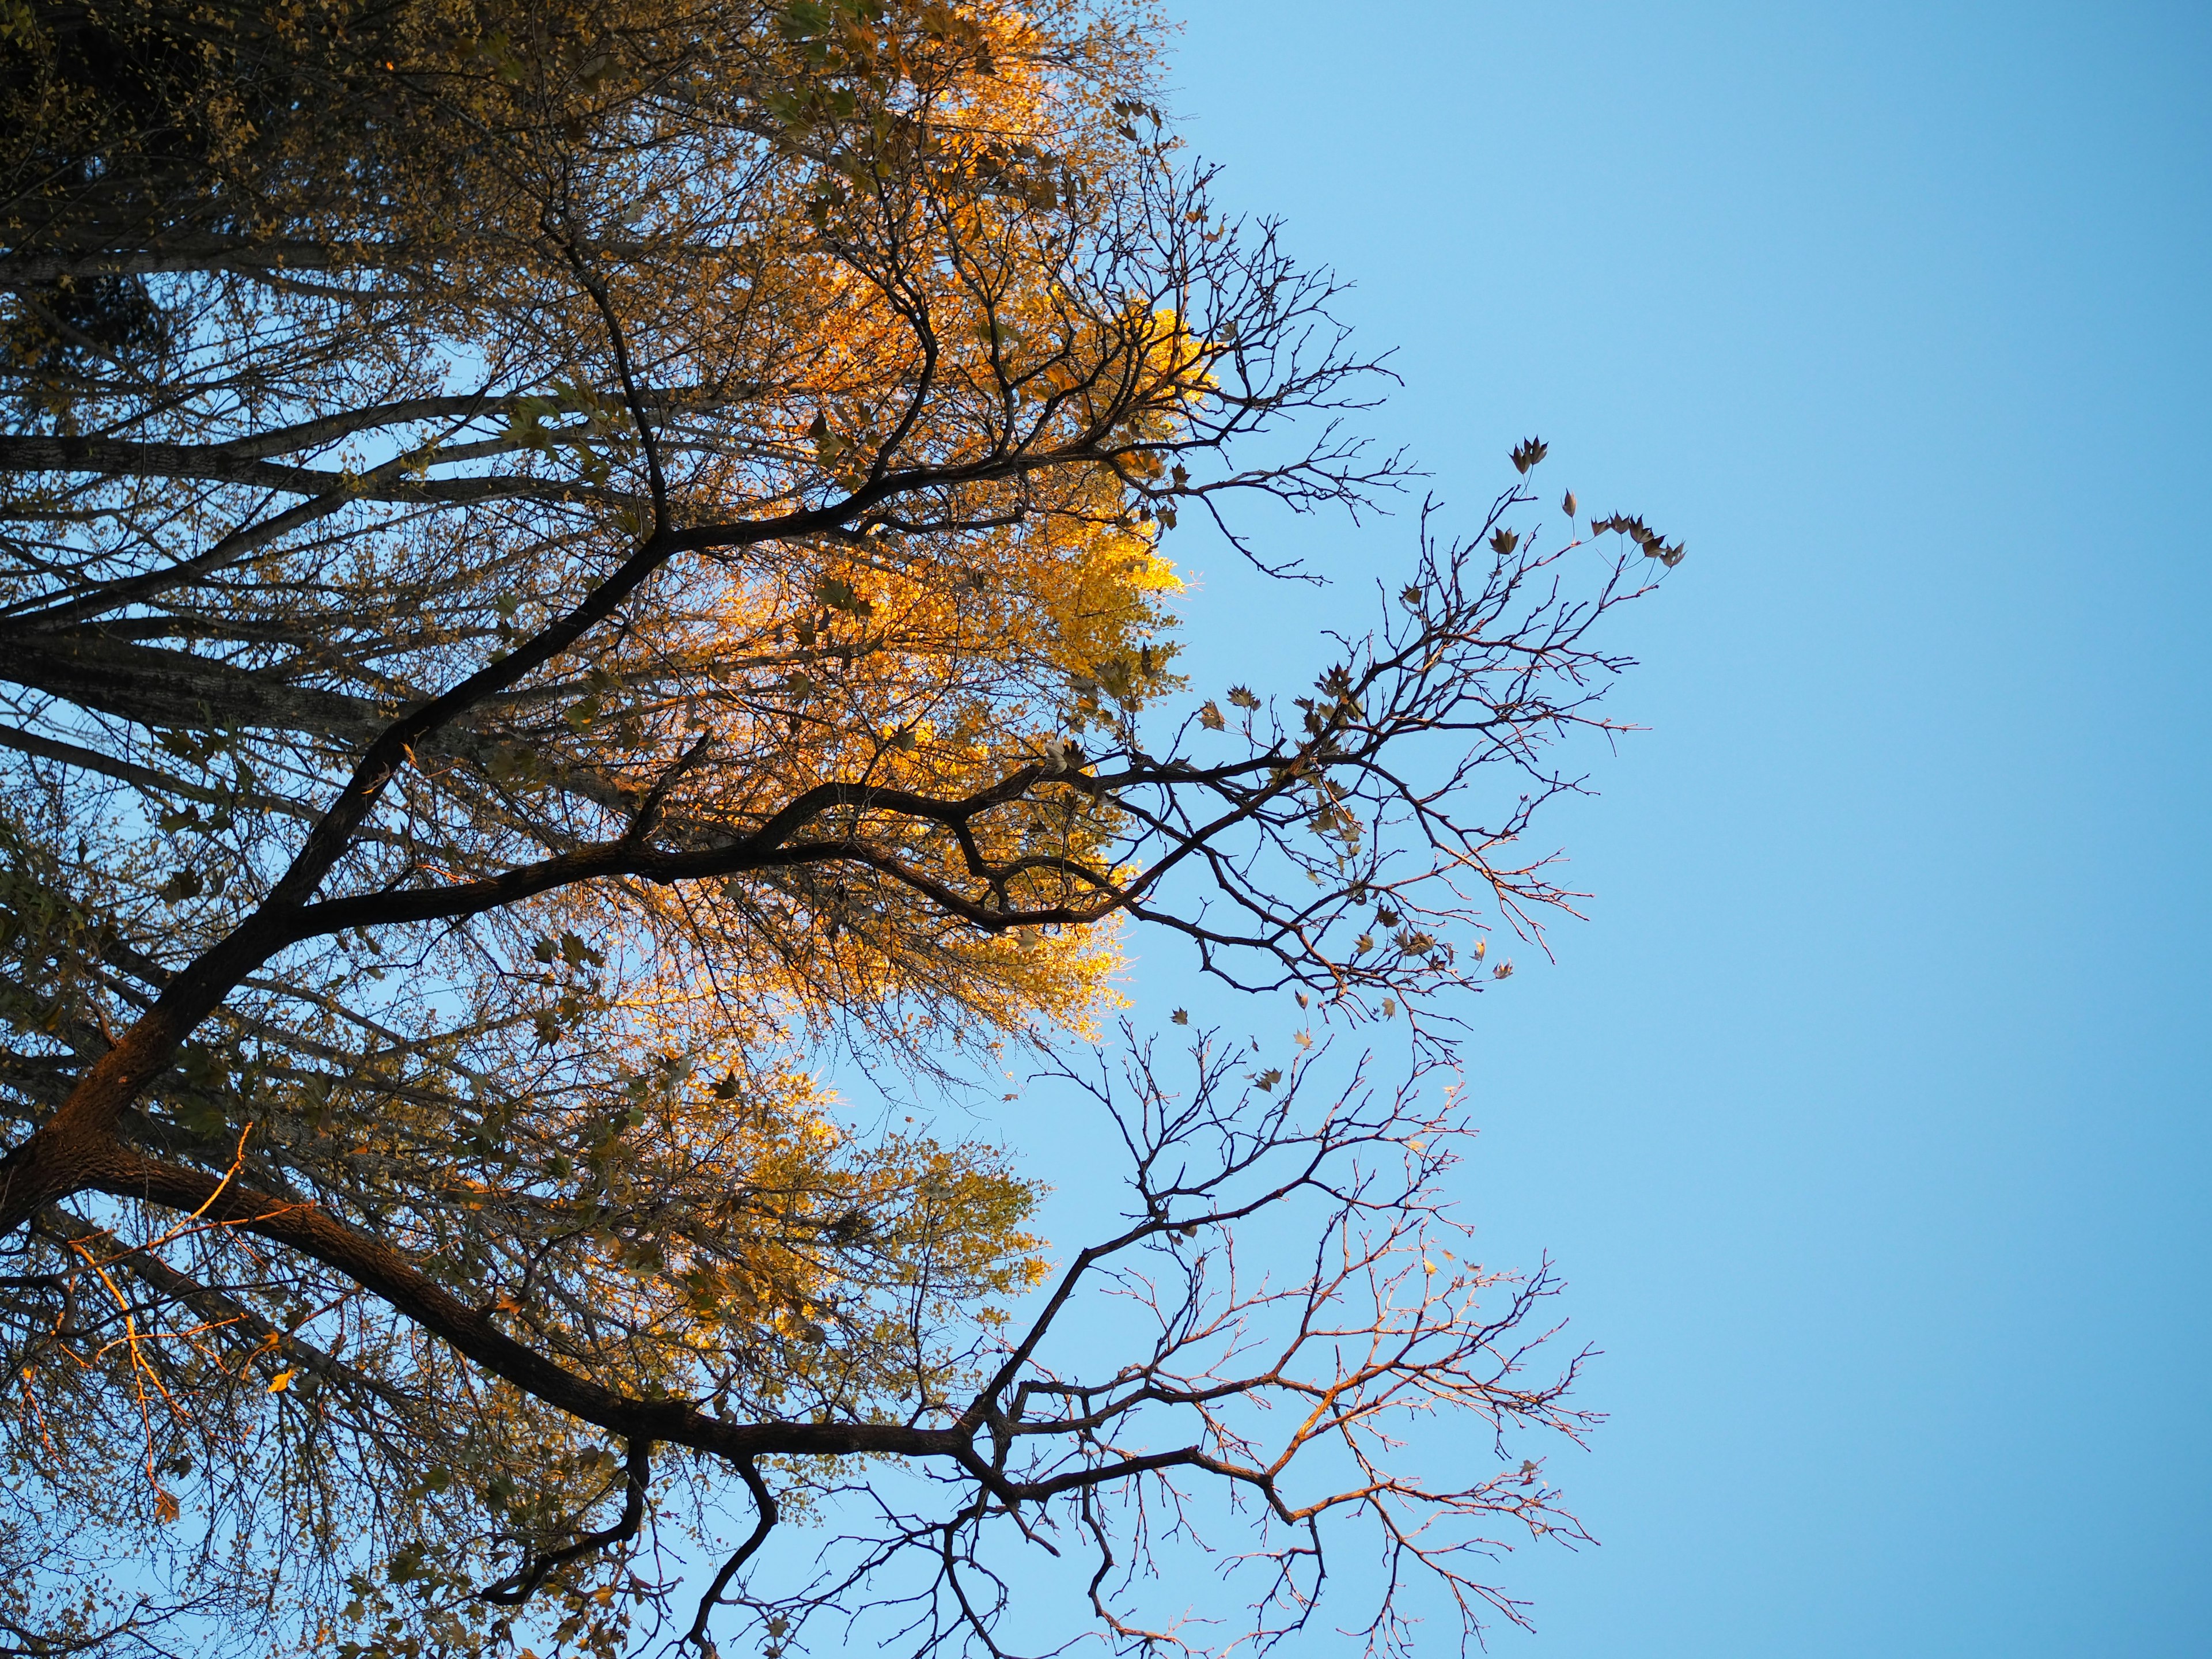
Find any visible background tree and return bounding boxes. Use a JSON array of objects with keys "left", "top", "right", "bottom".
[{"left": 0, "top": 0, "right": 1679, "bottom": 1652}]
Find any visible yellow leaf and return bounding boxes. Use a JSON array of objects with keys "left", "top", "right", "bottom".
[{"left": 268, "top": 1368, "right": 297, "bottom": 1393}]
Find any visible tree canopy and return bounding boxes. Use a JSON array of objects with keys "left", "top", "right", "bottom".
[{"left": 0, "top": 1, "right": 1679, "bottom": 1654}]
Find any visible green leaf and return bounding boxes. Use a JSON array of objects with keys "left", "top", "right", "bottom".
[
  {"left": 817, "top": 575, "right": 871, "bottom": 616},
  {"left": 778, "top": 1, "right": 833, "bottom": 41},
  {"left": 174, "top": 1097, "right": 228, "bottom": 1139}
]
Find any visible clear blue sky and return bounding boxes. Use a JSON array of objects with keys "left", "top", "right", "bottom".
[{"left": 982, "top": 3, "right": 2210, "bottom": 1656}]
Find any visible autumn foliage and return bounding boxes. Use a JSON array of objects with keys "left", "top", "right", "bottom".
[{"left": 0, "top": 1, "right": 1675, "bottom": 1653}]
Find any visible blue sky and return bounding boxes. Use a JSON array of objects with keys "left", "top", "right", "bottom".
[{"left": 978, "top": 3, "right": 2209, "bottom": 1656}]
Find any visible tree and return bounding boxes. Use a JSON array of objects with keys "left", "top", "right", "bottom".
[{"left": 0, "top": 1, "right": 1679, "bottom": 1653}]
